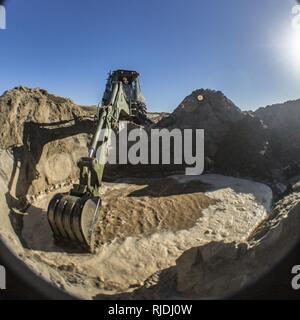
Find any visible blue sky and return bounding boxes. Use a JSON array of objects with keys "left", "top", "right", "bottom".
[{"left": 0, "top": 0, "right": 300, "bottom": 111}]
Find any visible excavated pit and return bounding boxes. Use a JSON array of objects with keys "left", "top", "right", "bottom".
[
  {"left": 2, "top": 143, "right": 299, "bottom": 299},
  {"left": 1, "top": 87, "right": 300, "bottom": 299},
  {"left": 0, "top": 151, "right": 276, "bottom": 299}
]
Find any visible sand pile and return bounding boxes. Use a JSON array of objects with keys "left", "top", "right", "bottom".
[
  {"left": 0, "top": 86, "right": 91, "bottom": 149},
  {"left": 215, "top": 114, "right": 273, "bottom": 180},
  {"left": 157, "top": 89, "right": 243, "bottom": 159},
  {"left": 0, "top": 87, "right": 95, "bottom": 210},
  {"left": 157, "top": 89, "right": 300, "bottom": 184},
  {"left": 255, "top": 99, "right": 300, "bottom": 178}
]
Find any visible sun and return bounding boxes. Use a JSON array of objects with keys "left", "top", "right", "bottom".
[
  {"left": 288, "top": 28, "right": 300, "bottom": 61},
  {"left": 284, "top": 27, "right": 300, "bottom": 71},
  {"left": 274, "top": 19, "right": 300, "bottom": 74}
]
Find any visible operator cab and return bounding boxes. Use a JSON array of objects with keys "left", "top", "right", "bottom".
[
  {"left": 102, "top": 70, "right": 150, "bottom": 125},
  {"left": 102, "top": 70, "right": 143, "bottom": 105}
]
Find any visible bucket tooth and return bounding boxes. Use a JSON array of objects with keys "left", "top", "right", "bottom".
[
  {"left": 54, "top": 197, "right": 71, "bottom": 239},
  {"left": 47, "top": 194, "right": 64, "bottom": 237},
  {"left": 61, "top": 196, "right": 78, "bottom": 241}
]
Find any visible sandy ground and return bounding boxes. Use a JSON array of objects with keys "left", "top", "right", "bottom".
[
  {"left": 15, "top": 174, "right": 272, "bottom": 299},
  {"left": 1, "top": 87, "right": 300, "bottom": 300}
]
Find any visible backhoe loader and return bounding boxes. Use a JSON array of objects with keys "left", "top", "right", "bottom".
[{"left": 47, "top": 70, "right": 150, "bottom": 251}]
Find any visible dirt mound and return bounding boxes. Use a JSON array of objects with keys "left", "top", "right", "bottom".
[
  {"left": 0, "top": 87, "right": 89, "bottom": 149},
  {"left": 156, "top": 89, "right": 300, "bottom": 184},
  {"left": 213, "top": 98, "right": 300, "bottom": 182},
  {"left": 0, "top": 87, "right": 95, "bottom": 209},
  {"left": 255, "top": 99, "right": 300, "bottom": 178},
  {"left": 157, "top": 89, "right": 244, "bottom": 159},
  {"left": 215, "top": 113, "right": 273, "bottom": 180}
]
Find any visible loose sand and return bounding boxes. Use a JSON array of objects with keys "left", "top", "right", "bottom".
[{"left": 11, "top": 174, "right": 272, "bottom": 299}]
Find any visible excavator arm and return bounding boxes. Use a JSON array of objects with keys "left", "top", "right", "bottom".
[
  {"left": 73, "top": 81, "right": 130, "bottom": 198},
  {"left": 47, "top": 74, "right": 142, "bottom": 252}
]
